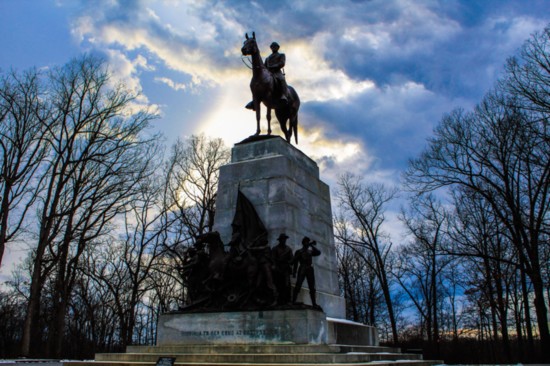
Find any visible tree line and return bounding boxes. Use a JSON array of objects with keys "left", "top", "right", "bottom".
[
  {"left": 0, "top": 26, "right": 548, "bottom": 363},
  {"left": 336, "top": 26, "right": 549, "bottom": 363},
  {"left": 0, "top": 55, "right": 230, "bottom": 358}
]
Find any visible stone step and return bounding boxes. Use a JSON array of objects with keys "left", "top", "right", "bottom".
[
  {"left": 125, "top": 344, "right": 402, "bottom": 355},
  {"left": 94, "top": 352, "right": 423, "bottom": 364},
  {"left": 66, "top": 362, "right": 440, "bottom": 366},
  {"left": 65, "top": 361, "right": 440, "bottom": 366}
]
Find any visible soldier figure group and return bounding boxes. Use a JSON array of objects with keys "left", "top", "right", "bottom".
[{"left": 180, "top": 231, "right": 322, "bottom": 311}]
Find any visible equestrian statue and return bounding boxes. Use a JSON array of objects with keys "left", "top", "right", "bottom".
[{"left": 241, "top": 32, "right": 300, "bottom": 144}]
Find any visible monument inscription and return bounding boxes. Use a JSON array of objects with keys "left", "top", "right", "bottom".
[{"left": 157, "top": 309, "right": 328, "bottom": 345}]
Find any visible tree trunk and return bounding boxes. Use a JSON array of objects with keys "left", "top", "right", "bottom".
[
  {"left": 431, "top": 253, "right": 440, "bottom": 357},
  {"left": 49, "top": 240, "right": 70, "bottom": 358},
  {"left": 520, "top": 257, "right": 535, "bottom": 358},
  {"left": 379, "top": 269, "right": 398, "bottom": 344},
  {"left": 494, "top": 264, "right": 511, "bottom": 360},
  {"left": 530, "top": 270, "right": 550, "bottom": 361},
  {"left": 21, "top": 259, "right": 45, "bottom": 357},
  {"left": 0, "top": 183, "right": 11, "bottom": 267}
]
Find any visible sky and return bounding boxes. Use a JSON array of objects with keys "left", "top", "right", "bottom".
[{"left": 0, "top": 0, "right": 549, "bottom": 276}]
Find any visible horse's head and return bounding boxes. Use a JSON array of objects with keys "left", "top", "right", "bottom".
[{"left": 241, "top": 32, "right": 258, "bottom": 56}]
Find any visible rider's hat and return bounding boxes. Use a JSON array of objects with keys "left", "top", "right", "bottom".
[
  {"left": 302, "top": 236, "right": 311, "bottom": 245},
  {"left": 270, "top": 41, "right": 280, "bottom": 49},
  {"left": 277, "top": 233, "right": 289, "bottom": 241}
]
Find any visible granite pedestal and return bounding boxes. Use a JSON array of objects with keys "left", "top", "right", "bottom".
[{"left": 213, "top": 136, "right": 345, "bottom": 318}]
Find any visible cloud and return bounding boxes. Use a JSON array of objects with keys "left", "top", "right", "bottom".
[
  {"left": 70, "top": 0, "right": 459, "bottom": 97},
  {"left": 103, "top": 49, "right": 161, "bottom": 115},
  {"left": 299, "top": 76, "right": 465, "bottom": 183},
  {"left": 154, "top": 76, "right": 188, "bottom": 91},
  {"left": 65, "top": 0, "right": 549, "bottom": 182},
  {"left": 285, "top": 39, "right": 375, "bottom": 103},
  {"left": 71, "top": 0, "right": 247, "bottom": 87}
]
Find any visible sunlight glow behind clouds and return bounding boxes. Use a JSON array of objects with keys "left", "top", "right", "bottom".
[{"left": 287, "top": 40, "right": 375, "bottom": 102}]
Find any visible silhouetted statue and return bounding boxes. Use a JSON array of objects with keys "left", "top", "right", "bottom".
[
  {"left": 180, "top": 247, "right": 200, "bottom": 304},
  {"left": 241, "top": 32, "right": 300, "bottom": 144},
  {"left": 292, "top": 236, "right": 321, "bottom": 309},
  {"left": 249, "top": 236, "right": 277, "bottom": 305},
  {"left": 271, "top": 233, "right": 293, "bottom": 305},
  {"left": 264, "top": 41, "right": 289, "bottom": 103},
  {"left": 179, "top": 191, "right": 277, "bottom": 311}
]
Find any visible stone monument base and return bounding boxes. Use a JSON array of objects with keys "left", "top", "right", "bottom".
[{"left": 157, "top": 309, "right": 378, "bottom": 346}]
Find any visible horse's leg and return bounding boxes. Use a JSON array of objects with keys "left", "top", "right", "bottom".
[
  {"left": 255, "top": 100, "right": 261, "bottom": 135},
  {"left": 266, "top": 107, "right": 272, "bottom": 135}
]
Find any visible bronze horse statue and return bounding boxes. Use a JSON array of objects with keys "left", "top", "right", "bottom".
[{"left": 241, "top": 32, "right": 300, "bottom": 144}]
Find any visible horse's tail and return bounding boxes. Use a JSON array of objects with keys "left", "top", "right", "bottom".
[
  {"left": 289, "top": 86, "right": 300, "bottom": 144},
  {"left": 294, "top": 116, "right": 298, "bottom": 144}
]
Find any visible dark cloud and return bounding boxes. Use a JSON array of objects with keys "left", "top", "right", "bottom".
[
  {"left": 244, "top": 1, "right": 549, "bottom": 101},
  {"left": 302, "top": 81, "right": 463, "bottom": 173}
]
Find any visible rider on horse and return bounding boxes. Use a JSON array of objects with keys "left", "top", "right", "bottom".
[
  {"left": 265, "top": 42, "right": 289, "bottom": 103},
  {"left": 245, "top": 41, "right": 289, "bottom": 110}
]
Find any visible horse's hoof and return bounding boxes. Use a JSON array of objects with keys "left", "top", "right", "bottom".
[{"left": 254, "top": 131, "right": 260, "bottom": 136}]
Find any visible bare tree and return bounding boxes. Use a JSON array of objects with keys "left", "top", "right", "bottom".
[
  {"left": 406, "top": 27, "right": 550, "bottom": 354},
  {"left": 501, "top": 26, "right": 550, "bottom": 114},
  {"left": 335, "top": 173, "right": 399, "bottom": 343},
  {"left": 450, "top": 187, "right": 521, "bottom": 360},
  {"left": 335, "top": 214, "right": 383, "bottom": 325},
  {"left": 164, "top": 135, "right": 230, "bottom": 239},
  {"left": 396, "top": 194, "right": 451, "bottom": 356},
  {"left": 405, "top": 93, "right": 549, "bottom": 355},
  {"left": 21, "top": 55, "right": 158, "bottom": 357},
  {"left": 0, "top": 277, "right": 28, "bottom": 357},
  {"left": 69, "top": 248, "right": 121, "bottom": 355},
  {"left": 0, "top": 69, "right": 50, "bottom": 267},
  {"left": 404, "top": 26, "right": 550, "bottom": 361}
]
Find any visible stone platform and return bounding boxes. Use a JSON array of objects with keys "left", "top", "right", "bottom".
[
  {"left": 64, "top": 343, "right": 441, "bottom": 366},
  {"left": 63, "top": 310, "right": 444, "bottom": 366}
]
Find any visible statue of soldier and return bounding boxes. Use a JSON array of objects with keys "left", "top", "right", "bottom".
[
  {"left": 271, "top": 233, "right": 293, "bottom": 305},
  {"left": 180, "top": 246, "right": 200, "bottom": 305},
  {"left": 180, "top": 241, "right": 209, "bottom": 305},
  {"left": 249, "top": 237, "right": 277, "bottom": 304},
  {"left": 227, "top": 231, "right": 246, "bottom": 264},
  {"left": 265, "top": 41, "right": 289, "bottom": 103},
  {"left": 292, "top": 236, "right": 321, "bottom": 309}
]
